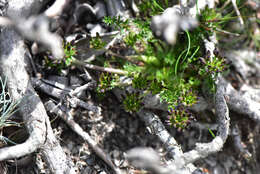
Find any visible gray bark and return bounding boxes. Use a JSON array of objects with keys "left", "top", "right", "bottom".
[{"left": 0, "top": 1, "right": 76, "bottom": 173}]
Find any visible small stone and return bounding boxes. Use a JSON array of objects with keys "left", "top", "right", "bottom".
[
  {"left": 213, "top": 165, "right": 226, "bottom": 174},
  {"left": 94, "top": 164, "right": 100, "bottom": 170},
  {"left": 89, "top": 24, "right": 106, "bottom": 37},
  {"left": 67, "top": 141, "right": 75, "bottom": 151},
  {"left": 231, "top": 170, "right": 240, "bottom": 174},
  {"left": 114, "top": 159, "right": 120, "bottom": 167},
  {"left": 82, "top": 166, "right": 94, "bottom": 174},
  {"left": 70, "top": 75, "right": 83, "bottom": 87},
  {"left": 86, "top": 156, "right": 95, "bottom": 166}
]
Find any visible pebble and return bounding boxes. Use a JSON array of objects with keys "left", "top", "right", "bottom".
[
  {"left": 86, "top": 156, "right": 95, "bottom": 166},
  {"left": 231, "top": 170, "right": 240, "bottom": 174},
  {"left": 212, "top": 165, "right": 226, "bottom": 174},
  {"left": 83, "top": 166, "right": 94, "bottom": 174}
]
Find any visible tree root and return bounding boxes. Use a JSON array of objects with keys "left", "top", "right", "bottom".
[
  {"left": 0, "top": 0, "right": 76, "bottom": 173},
  {"left": 218, "top": 76, "right": 260, "bottom": 122}
]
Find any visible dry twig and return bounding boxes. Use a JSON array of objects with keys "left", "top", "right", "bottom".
[
  {"left": 73, "top": 59, "right": 128, "bottom": 75},
  {"left": 231, "top": 0, "right": 244, "bottom": 26},
  {"left": 31, "top": 78, "right": 101, "bottom": 114},
  {"left": 44, "top": 100, "right": 122, "bottom": 174},
  {"left": 137, "top": 109, "right": 197, "bottom": 173}
]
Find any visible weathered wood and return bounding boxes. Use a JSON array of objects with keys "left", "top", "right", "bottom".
[{"left": 0, "top": 1, "right": 76, "bottom": 173}]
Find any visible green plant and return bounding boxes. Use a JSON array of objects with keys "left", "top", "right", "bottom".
[
  {"left": 100, "top": 4, "right": 233, "bottom": 129},
  {"left": 138, "top": 0, "right": 166, "bottom": 17},
  {"left": 96, "top": 73, "right": 120, "bottom": 94},
  {"left": 44, "top": 42, "right": 77, "bottom": 73},
  {"left": 123, "top": 63, "right": 143, "bottom": 75},
  {"left": 166, "top": 105, "right": 192, "bottom": 130},
  {"left": 198, "top": 51, "right": 229, "bottom": 93},
  {"left": 90, "top": 34, "right": 107, "bottom": 49},
  {"left": 199, "top": 55, "right": 227, "bottom": 76},
  {"left": 123, "top": 92, "right": 142, "bottom": 112},
  {"left": 64, "top": 42, "right": 77, "bottom": 66},
  {"left": 0, "top": 77, "right": 20, "bottom": 145},
  {"left": 208, "top": 128, "right": 216, "bottom": 138},
  {"left": 103, "top": 16, "right": 129, "bottom": 32},
  {"left": 132, "top": 74, "right": 148, "bottom": 90}
]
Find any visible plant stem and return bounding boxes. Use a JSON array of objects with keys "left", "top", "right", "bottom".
[{"left": 73, "top": 59, "right": 128, "bottom": 75}]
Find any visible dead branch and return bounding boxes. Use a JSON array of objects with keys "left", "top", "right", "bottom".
[
  {"left": 125, "top": 73, "right": 230, "bottom": 174},
  {"left": 151, "top": 0, "right": 217, "bottom": 45},
  {"left": 224, "top": 49, "right": 259, "bottom": 80},
  {"left": 105, "top": 0, "right": 127, "bottom": 17},
  {"left": 0, "top": 10, "right": 64, "bottom": 59},
  {"left": 218, "top": 76, "right": 260, "bottom": 121},
  {"left": 151, "top": 5, "right": 198, "bottom": 45},
  {"left": 69, "top": 82, "right": 96, "bottom": 96},
  {"left": 240, "top": 84, "right": 260, "bottom": 102},
  {"left": 137, "top": 109, "right": 197, "bottom": 173},
  {"left": 44, "top": 100, "right": 122, "bottom": 174},
  {"left": 137, "top": 109, "right": 183, "bottom": 160},
  {"left": 94, "top": 1, "right": 107, "bottom": 20},
  {"left": 0, "top": 0, "right": 76, "bottom": 173},
  {"left": 31, "top": 78, "right": 101, "bottom": 114},
  {"left": 14, "top": 15, "right": 64, "bottom": 59},
  {"left": 0, "top": 16, "right": 13, "bottom": 26}
]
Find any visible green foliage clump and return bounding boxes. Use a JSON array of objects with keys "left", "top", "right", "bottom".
[
  {"left": 123, "top": 63, "right": 143, "bottom": 75},
  {"left": 160, "top": 78, "right": 198, "bottom": 109},
  {"left": 198, "top": 54, "right": 227, "bottom": 76},
  {"left": 64, "top": 42, "right": 77, "bottom": 66},
  {"left": 44, "top": 42, "right": 77, "bottom": 73},
  {"left": 103, "top": 16, "right": 129, "bottom": 31},
  {"left": 166, "top": 105, "right": 193, "bottom": 130},
  {"left": 149, "top": 80, "right": 162, "bottom": 95},
  {"left": 132, "top": 74, "right": 148, "bottom": 90},
  {"left": 138, "top": 0, "right": 167, "bottom": 17},
  {"left": 101, "top": 5, "right": 230, "bottom": 128},
  {"left": 104, "top": 16, "right": 154, "bottom": 51},
  {"left": 123, "top": 92, "right": 142, "bottom": 113},
  {"left": 199, "top": 6, "right": 229, "bottom": 35},
  {"left": 90, "top": 34, "right": 107, "bottom": 49},
  {"left": 97, "top": 73, "right": 119, "bottom": 94}
]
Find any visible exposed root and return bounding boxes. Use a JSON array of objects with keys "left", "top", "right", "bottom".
[
  {"left": 182, "top": 76, "right": 230, "bottom": 164},
  {"left": 218, "top": 76, "right": 260, "bottom": 122},
  {"left": 0, "top": 1, "right": 76, "bottom": 173}
]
